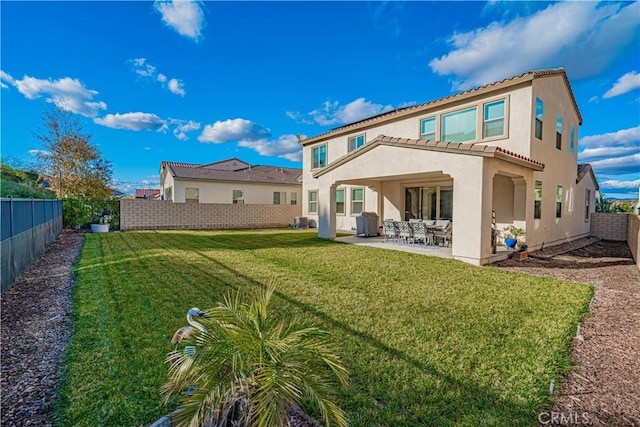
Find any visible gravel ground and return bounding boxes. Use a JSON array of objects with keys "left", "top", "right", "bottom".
[
  {"left": 494, "top": 238, "right": 640, "bottom": 427},
  {"left": 2, "top": 233, "right": 638, "bottom": 426}
]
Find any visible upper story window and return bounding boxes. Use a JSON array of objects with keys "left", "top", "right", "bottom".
[
  {"left": 233, "top": 190, "right": 244, "bottom": 204},
  {"left": 441, "top": 107, "right": 477, "bottom": 143},
  {"left": 164, "top": 187, "right": 172, "bottom": 201},
  {"left": 420, "top": 117, "right": 436, "bottom": 141},
  {"left": 351, "top": 188, "right": 364, "bottom": 215},
  {"left": 312, "top": 145, "right": 327, "bottom": 169},
  {"left": 336, "top": 188, "right": 345, "bottom": 215},
  {"left": 570, "top": 126, "right": 575, "bottom": 154},
  {"left": 535, "top": 98, "right": 544, "bottom": 139},
  {"left": 185, "top": 187, "right": 199, "bottom": 204},
  {"left": 483, "top": 100, "right": 505, "bottom": 138},
  {"left": 308, "top": 190, "right": 318, "bottom": 213},
  {"left": 556, "top": 115, "right": 563, "bottom": 150},
  {"left": 290, "top": 192, "right": 297, "bottom": 205},
  {"left": 534, "top": 181, "right": 542, "bottom": 220},
  {"left": 556, "top": 185, "right": 563, "bottom": 218},
  {"left": 348, "top": 135, "right": 365, "bottom": 152}
]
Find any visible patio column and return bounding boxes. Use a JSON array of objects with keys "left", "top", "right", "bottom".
[
  {"left": 513, "top": 178, "right": 527, "bottom": 227},
  {"left": 317, "top": 181, "right": 336, "bottom": 240}
]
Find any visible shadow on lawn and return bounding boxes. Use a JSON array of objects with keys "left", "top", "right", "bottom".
[{"left": 158, "top": 234, "right": 540, "bottom": 426}]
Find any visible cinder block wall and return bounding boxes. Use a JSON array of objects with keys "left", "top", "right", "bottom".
[
  {"left": 628, "top": 214, "right": 639, "bottom": 269},
  {"left": 120, "top": 199, "right": 302, "bottom": 230},
  {"left": 590, "top": 213, "right": 629, "bottom": 241}
]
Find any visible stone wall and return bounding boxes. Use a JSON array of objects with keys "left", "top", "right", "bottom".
[
  {"left": 120, "top": 199, "right": 302, "bottom": 230},
  {"left": 590, "top": 212, "right": 629, "bottom": 241}
]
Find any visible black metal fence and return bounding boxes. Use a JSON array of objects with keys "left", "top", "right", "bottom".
[{"left": 1, "top": 198, "right": 63, "bottom": 294}]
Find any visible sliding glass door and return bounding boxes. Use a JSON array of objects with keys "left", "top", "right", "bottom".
[{"left": 404, "top": 186, "right": 452, "bottom": 221}]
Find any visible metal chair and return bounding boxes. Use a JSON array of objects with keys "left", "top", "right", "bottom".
[
  {"left": 396, "top": 221, "right": 414, "bottom": 244},
  {"left": 410, "top": 220, "right": 432, "bottom": 246},
  {"left": 433, "top": 221, "right": 452, "bottom": 246},
  {"left": 382, "top": 219, "right": 399, "bottom": 242}
]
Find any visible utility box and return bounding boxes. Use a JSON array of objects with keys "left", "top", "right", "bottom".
[
  {"left": 356, "top": 212, "right": 379, "bottom": 237},
  {"left": 293, "top": 216, "right": 308, "bottom": 230}
]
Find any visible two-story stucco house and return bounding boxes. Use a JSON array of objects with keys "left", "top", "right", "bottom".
[
  {"left": 299, "top": 68, "right": 599, "bottom": 266},
  {"left": 160, "top": 158, "right": 302, "bottom": 205}
]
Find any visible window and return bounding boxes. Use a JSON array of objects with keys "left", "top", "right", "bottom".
[
  {"left": 534, "top": 180, "right": 542, "bottom": 219},
  {"left": 312, "top": 145, "right": 327, "bottom": 169},
  {"left": 585, "top": 189, "right": 591, "bottom": 221},
  {"left": 348, "top": 134, "right": 365, "bottom": 151},
  {"left": 439, "top": 188, "right": 453, "bottom": 220},
  {"left": 308, "top": 190, "right": 318, "bottom": 213},
  {"left": 441, "top": 107, "right": 477, "bottom": 143},
  {"left": 164, "top": 187, "right": 172, "bottom": 201},
  {"left": 185, "top": 187, "right": 199, "bottom": 204},
  {"left": 420, "top": 117, "right": 436, "bottom": 141},
  {"left": 556, "top": 115, "right": 563, "bottom": 150},
  {"left": 336, "top": 188, "right": 345, "bottom": 214},
  {"left": 570, "top": 126, "right": 575, "bottom": 154},
  {"left": 290, "top": 192, "right": 297, "bottom": 205},
  {"left": 351, "top": 188, "right": 364, "bottom": 215},
  {"left": 556, "top": 185, "right": 563, "bottom": 218},
  {"left": 273, "top": 191, "right": 286, "bottom": 205},
  {"left": 483, "top": 100, "right": 505, "bottom": 138},
  {"left": 233, "top": 190, "right": 244, "bottom": 204},
  {"left": 535, "top": 98, "right": 544, "bottom": 139}
]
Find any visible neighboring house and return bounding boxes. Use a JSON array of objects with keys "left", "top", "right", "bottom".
[
  {"left": 135, "top": 189, "right": 161, "bottom": 199},
  {"left": 160, "top": 158, "right": 302, "bottom": 205},
  {"left": 299, "top": 68, "right": 599, "bottom": 266}
]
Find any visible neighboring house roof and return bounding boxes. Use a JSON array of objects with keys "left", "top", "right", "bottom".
[
  {"left": 577, "top": 164, "right": 600, "bottom": 190},
  {"left": 313, "top": 135, "right": 545, "bottom": 178},
  {"left": 301, "top": 68, "right": 581, "bottom": 146},
  {"left": 167, "top": 163, "right": 302, "bottom": 185},
  {"left": 135, "top": 189, "right": 161, "bottom": 198}
]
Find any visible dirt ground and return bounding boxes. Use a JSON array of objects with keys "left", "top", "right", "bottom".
[
  {"left": 495, "top": 239, "right": 640, "bottom": 426},
  {"left": 1, "top": 232, "right": 638, "bottom": 426}
]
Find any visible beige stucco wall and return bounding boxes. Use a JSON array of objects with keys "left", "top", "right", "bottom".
[
  {"left": 628, "top": 214, "right": 640, "bottom": 270},
  {"left": 120, "top": 199, "right": 301, "bottom": 230},
  {"left": 164, "top": 178, "right": 300, "bottom": 205}
]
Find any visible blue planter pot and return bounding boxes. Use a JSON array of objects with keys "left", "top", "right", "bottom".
[{"left": 504, "top": 238, "right": 517, "bottom": 249}]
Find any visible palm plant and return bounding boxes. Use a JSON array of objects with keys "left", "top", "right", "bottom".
[{"left": 161, "top": 284, "right": 349, "bottom": 427}]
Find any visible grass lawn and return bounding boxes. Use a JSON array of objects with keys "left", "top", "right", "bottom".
[{"left": 56, "top": 229, "right": 592, "bottom": 426}]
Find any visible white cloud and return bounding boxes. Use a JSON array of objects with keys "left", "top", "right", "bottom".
[
  {"left": 28, "top": 149, "right": 51, "bottom": 157},
  {"left": 292, "top": 98, "right": 395, "bottom": 126},
  {"left": 94, "top": 112, "right": 168, "bottom": 132},
  {"left": 171, "top": 119, "right": 201, "bottom": 140},
  {"left": 588, "top": 153, "right": 640, "bottom": 175},
  {"left": 129, "top": 58, "right": 185, "bottom": 96},
  {"left": 600, "top": 179, "right": 640, "bottom": 189},
  {"left": 238, "top": 134, "right": 302, "bottom": 162},
  {"left": 154, "top": 0, "right": 205, "bottom": 41},
  {"left": 603, "top": 71, "right": 640, "bottom": 99},
  {"left": 579, "top": 126, "right": 640, "bottom": 147},
  {"left": 167, "top": 78, "right": 185, "bottom": 96},
  {"left": 0, "top": 82, "right": 8, "bottom": 89},
  {"left": 578, "top": 146, "right": 639, "bottom": 163},
  {"left": 429, "top": 1, "right": 639, "bottom": 90},
  {"left": 1, "top": 72, "right": 107, "bottom": 117},
  {"left": 198, "top": 118, "right": 271, "bottom": 143}
]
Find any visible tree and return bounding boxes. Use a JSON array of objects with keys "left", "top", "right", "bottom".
[
  {"left": 34, "top": 106, "right": 112, "bottom": 199},
  {"left": 162, "top": 284, "right": 349, "bottom": 427}
]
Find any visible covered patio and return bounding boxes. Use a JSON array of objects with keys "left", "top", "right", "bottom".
[{"left": 312, "top": 135, "right": 544, "bottom": 265}]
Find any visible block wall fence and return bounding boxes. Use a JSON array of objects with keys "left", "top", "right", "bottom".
[
  {"left": 590, "top": 212, "right": 640, "bottom": 269},
  {"left": 120, "top": 199, "right": 302, "bottom": 230}
]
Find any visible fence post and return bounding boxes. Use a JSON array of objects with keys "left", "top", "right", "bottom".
[{"left": 9, "top": 197, "right": 14, "bottom": 239}]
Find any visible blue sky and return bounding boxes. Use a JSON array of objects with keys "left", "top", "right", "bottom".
[{"left": 1, "top": 1, "right": 639, "bottom": 198}]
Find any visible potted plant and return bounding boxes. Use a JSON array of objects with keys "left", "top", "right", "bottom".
[
  {"left": 90, "top": 208, "right": 111, "bottom": 233},
  {"left": 502, "top": 225, "right": 525, "bottom": 250}
]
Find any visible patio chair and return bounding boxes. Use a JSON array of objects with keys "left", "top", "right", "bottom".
[
  {"left": 382, "top": 219, "right": 399, "bottom": 242},
  {"left": 396, "top": 221, "right": 414, "bottom": 244},
  {"left": 409, "top": 220, "right": 432, "bottom": 246},
  {"left": 433, "top": 221, "right": 452, "bottom": 246}
]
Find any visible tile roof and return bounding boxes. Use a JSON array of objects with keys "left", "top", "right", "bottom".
[
  {"left": 577, "top": 164, "right": 599, "bottom": 189},
  {"left": 312, "top": 134, "right": 545, "bottom": 178},
  {"left": 301, "top": 68, "right": 581, "bottom": 145},
  {"left": 168, "top": 164, "right": 302, "bottom": 185},
  {"left": 135, "top": 189, "right": 161, "bottom": 198}
]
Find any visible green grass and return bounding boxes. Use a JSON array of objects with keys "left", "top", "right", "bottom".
[{"left": 56, "top": 229, "right": 592, "bottom": 426}]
